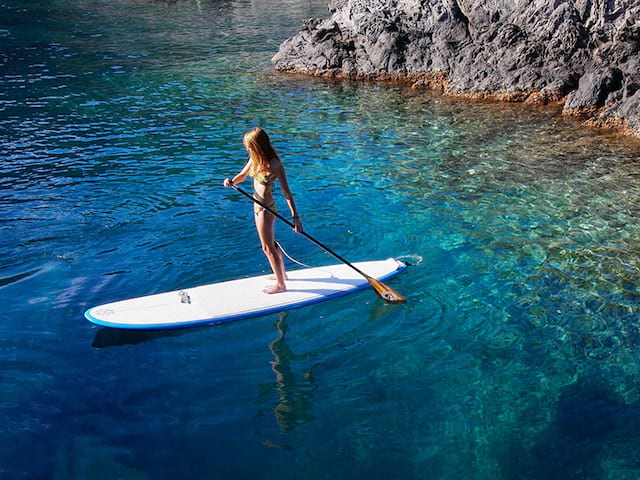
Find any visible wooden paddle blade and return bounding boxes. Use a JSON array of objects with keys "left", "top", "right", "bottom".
[{"left": 368, "top": 276, "right": 406, "bottom": 304}]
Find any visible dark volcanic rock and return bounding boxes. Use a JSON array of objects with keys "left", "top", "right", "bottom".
[
  {"left": 273, "top": 0, "right": 640, "bottom": 137},
  {"left": 564, "top": 67, "right": 624, "bottom": 112}
]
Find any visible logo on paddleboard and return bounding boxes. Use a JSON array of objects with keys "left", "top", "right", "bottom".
[{"left": 179, "top": 290, "right": 191, "bottom": 304}]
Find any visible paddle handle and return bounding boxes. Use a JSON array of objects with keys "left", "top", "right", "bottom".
[{"left": 229, "top": 184, "right": 372, "bottom": 280}]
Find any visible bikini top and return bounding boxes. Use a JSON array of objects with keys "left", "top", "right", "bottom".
[
  {"left": 253, "top": 172, "right": 272, "bottom": 186},
  {"left": 249, "top": 156, "right": 276, "bottom": 186},
  {"left": 250, "top": 165, "right": 274, "bottom": 186}
]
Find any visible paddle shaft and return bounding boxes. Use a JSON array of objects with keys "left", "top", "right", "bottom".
[{"left": 230, "top": 184, "right": 374, "bottom": 281}]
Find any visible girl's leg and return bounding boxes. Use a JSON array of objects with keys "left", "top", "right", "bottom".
[{"left": 255, "top": 210, "right": 287, "bottom": 294}]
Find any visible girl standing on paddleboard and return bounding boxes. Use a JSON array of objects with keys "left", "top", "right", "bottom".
[{"left": 224, "top": 127, "right": 303, "bottom": 294}]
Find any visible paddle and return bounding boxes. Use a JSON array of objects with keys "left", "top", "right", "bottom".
[{"left": 228, "top": 183, "right": 406, "bottom": 304}]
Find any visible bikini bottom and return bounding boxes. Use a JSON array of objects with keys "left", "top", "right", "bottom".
[{"left": 254, "top": 201, "right": 276, "bottom": 216}]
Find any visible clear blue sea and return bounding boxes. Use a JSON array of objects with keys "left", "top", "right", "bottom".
[{"left": 2, "top": 0, "right": 640, "bottom": 478}]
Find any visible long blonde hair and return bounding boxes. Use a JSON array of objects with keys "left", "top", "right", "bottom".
[{"left": 243, "top": 127, "right": 278, "bottom": 177}]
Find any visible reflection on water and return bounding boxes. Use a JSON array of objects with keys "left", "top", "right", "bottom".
[{"left": 266, "top": 313, "right": 316, "bottom": 433}]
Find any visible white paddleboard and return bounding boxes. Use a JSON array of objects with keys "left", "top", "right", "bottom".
[{"left": 84, "top": 258, "right": 406, "bottom": 330}]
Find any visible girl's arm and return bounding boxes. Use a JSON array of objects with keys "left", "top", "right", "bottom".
[
  {"left": 224, "top": 159, "right": 252, "bottom": 187},
  {"left": 277, "top": 161, "right": 303, "bottom": 233}
]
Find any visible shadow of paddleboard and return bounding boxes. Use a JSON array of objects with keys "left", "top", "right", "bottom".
[{"left": 91, "top": 326, "right": 188, "bottom": 348}]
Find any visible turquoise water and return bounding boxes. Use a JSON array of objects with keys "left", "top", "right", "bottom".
[{"left": 3, "top": 0, "right": 640, "bottom": 478}]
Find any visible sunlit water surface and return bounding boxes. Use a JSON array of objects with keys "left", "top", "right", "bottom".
[{"left": 2, "top": 1, "right": 640, "bottom": 478}]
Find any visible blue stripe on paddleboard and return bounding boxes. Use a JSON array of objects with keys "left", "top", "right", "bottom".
[{"left": 84, "top": 261, "right": 407, "bottom": 330}]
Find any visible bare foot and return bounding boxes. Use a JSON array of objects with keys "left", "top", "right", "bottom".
[
  {"left": 263, "top": 284, "right": 286, "bottom": 294},
  {"left": 269, "top": 274, "right": 289, "bottom": 280}
]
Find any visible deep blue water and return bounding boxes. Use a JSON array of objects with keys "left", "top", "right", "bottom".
[{"left": 2, "top": 0, "right": 640, "bottom": 478}]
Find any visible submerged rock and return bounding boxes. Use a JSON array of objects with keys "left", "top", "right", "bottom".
[{"left": 273, "top": 0, "right": 640, "bottom": 138}]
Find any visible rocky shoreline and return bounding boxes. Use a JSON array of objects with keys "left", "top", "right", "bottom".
[{"left": 272, "top": 0, "right": 640, "bottom": 138}]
